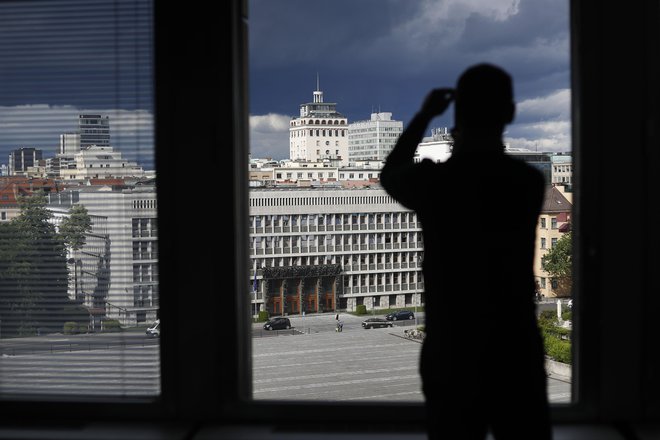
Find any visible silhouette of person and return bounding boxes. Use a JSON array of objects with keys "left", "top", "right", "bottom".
[{"left": 380, "top": 64, "right": 552, "bottom": 440}]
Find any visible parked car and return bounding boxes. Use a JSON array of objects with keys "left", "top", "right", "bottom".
[
  {"left": 361, "top": 317, "right": 394, "bottom": 329},
  {"left": 385, "top": 310, "right": 415, "bottom": 321},
  {"left": 146, "top": 319, "right": 160, "bottom": 337},
  {"left": 263, "top": 317, "right": 292, "bottom": 330}
]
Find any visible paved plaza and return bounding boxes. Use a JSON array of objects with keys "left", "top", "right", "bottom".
[{"left": 252, "top": 313, "right": 572, "bottom": 403}]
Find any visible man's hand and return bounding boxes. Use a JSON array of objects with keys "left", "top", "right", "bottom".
[{"left": 419, "top": 88, "right": 454, "bottom": 119}]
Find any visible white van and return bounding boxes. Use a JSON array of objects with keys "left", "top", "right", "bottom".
[{"left": 146, "top": 319, "right": 160, "bottom": 337}]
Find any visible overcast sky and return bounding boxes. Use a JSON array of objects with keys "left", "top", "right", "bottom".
[
  {"left": 0, "top": 0, "right": 570, "bottom": 171},
  {"left": 249, "top": 0, "right": 571, "bottom": 160},
  {"left": 0, "top": 0, "right": 154, "bottom": 170}
]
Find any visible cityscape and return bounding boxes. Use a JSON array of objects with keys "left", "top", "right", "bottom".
[{"left": 0, "top": 84, "right": 572, "bottom": 402}]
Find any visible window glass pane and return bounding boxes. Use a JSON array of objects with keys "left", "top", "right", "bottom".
[
  {"left": 249, "top": 0, "right": 572, "bottom": 403},
  {"left": 0, "top": 0, "right": 158, "bottom": 398}
]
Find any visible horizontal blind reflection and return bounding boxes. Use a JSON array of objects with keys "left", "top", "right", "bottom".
[{"left": 0, "top": 0, "right": 159, "bottom": 399}]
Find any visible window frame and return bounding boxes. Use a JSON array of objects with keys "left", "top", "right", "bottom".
[{"left": 2, "top": 0, "right": 660, "bottom": 431}]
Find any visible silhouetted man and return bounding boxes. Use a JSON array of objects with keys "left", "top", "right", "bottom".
[{"left": 381, "top": 64, "right": 552, "bottom": 440}]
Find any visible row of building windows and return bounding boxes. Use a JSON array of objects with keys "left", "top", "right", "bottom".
[
  {"left": 540, "top": 237, "right": 559, "bottom": 249},
  {"left": 275, "top": 172, "right": 336, "bottom": 179},
  {"left": 252, "top": 254, "right": 421, "bottom": 273},
  {"left": 539, "top": 217, "right": 559, "bottom": 229},
  {"left": 132, "top": 200, "right": 157, "bottom": 210},
  {"left": 251, "top": 233, "right": 420, "bottom": 247},
  {"left": 249, "top": 195, "right": 397, "bottom": 207},
  {"left": 290, "top": 129, "right": 347, "bottom": 137},
  {"left": 290, "top": 119, "right": 347, "bottom": 126},
  {"left": 250, "top": 212, "right": 415, "bottom": 225},
  {"left": 132, "top": 217, "right": 158, "bottom": 237}
]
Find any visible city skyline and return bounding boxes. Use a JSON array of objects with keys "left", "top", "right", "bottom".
[
  {"left": 0, "top": 0, "right": 571, "bottom": 171},
  {"left": 0, "top": 0, "right": 155, "bottom": 171},
  {"left": 249, "top": 0, "right": 571, "bottom": 160}
]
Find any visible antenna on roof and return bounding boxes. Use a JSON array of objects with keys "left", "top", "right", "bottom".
[{"left": 316, "top": 72, "right": 320, "bottom": 91}]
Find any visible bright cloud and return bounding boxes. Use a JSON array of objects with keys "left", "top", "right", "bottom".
[
  {"left": 503, "top": 88, "right": 571, "bottom": 152},
  {"left": 249, "top": 113, "right": 291, "bottom": 160}
]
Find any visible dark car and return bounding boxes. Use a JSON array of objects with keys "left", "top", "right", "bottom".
[
  {"left": 361, "top": 317, "right": 394, "bottom": 329},
  {"left": 385, "top": 310, "right": 415, "bottom": 321},
  {"left": 263, "top": 317, "right": 292, "bottom": 330}
]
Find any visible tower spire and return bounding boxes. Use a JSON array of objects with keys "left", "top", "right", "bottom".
[{"left": 313, "top": 73, "right": 323, "bottom": 103}]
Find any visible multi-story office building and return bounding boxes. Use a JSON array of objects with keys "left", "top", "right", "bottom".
[
  {"left": 78, "top": 114, "right": 110, "bottom": 150},
  {"left": 552, "top": 153, "right": 573, "bottom": 186},
  {"left": 8, "top": 147, "right": 43, "bottom": 176},
  {"left": 289, "top": 81, "right": 349, "bottom": 166},
  {"left": 249, "top": 186, "right": 423, "bottom": 316},
  {"left": 48, "top": 181, "right": 158, "bottom": 326},
  {"left": 348, "top": 112, "right": 403, "bottom": 163}
]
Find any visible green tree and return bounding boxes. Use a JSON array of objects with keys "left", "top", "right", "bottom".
[
  {"left": 59, "top": 205, "right": 92, "bottom": 251},
  {"left": 541, "top": 231, "right": 572, "bottom": 297},
  {"left": 0, "top": 192, "right": 71, "bottom": 336}
]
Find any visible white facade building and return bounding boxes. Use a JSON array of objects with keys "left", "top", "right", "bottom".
[
  {"left": 551, "top": 154, "right": 573, "bottom": 185},
  {"left": 289, "top": 80, "right": 349, "bottom": 166},
  {"left": 249, "top": 187, "right": 423, "bottom": 315},
  {"left": 348, "top": 112, "right": 403, "bottom": 163},
  {"left": 60, "top": 145, "right": 145, "bottom": 180},
  {"left": 414, "top": 127, "right": 453, "bottom": 163},
  {"left": 59, "top": 133, "right": 81, "bottom": 155},
  {"left": 48, "top": 183, "right": 159, "bottom": 326}
]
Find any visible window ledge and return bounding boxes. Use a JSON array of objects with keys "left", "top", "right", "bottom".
[{"left": 0, "top": 422, "right": 646, "bottom": 440}]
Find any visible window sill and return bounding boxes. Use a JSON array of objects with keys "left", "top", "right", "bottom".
[{"left": 0, "top": 422, "right": 648, "bottom": 440}]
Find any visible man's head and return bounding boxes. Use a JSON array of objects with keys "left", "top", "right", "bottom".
[{"left": 454, "top": 63, "right": 515, "bottom": 134}]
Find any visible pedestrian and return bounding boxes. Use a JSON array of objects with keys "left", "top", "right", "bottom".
[{"left": 380, "top": 63, "right": 552, "bottom": 440}]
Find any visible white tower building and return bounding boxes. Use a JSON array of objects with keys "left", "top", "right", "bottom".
[
  {"left": 289, "top": 77, "right": 349, "bottom": 166},
  {"left": 348, "top": 112, "right": 403, "bottom": 163}
]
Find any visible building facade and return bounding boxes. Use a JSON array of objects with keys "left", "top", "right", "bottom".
[
  {"left": 60, "top": 145, "right": 144, "bottom": 180},
  {"left": 289, "top": 82, "right": 349, "bottom": 166},
  {"left": 249, "top": 186, "right": 423, "bottom": 316},
  {"left": 78, "top": 114, "right": 110, "bottom": 150},
  {"left": 48, "top": 182, "right": 159, "bottom": 326},
  {"left": 534, "top": 185, "right": 572, "bottom": 298},
  {"left": 348, "top": 112, "right": 403, "bottom": 163},
  {"left": 551, "top": 153, "right": 573, "bottom": 186},
  {"left": 8, "top": 147, "right": 43, "bottom": 176}
]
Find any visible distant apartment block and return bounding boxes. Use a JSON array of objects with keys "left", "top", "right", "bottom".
[
  {"left": 534, "top": 185, "right": 572, "bottom": 298},
  {"left": 8, "top": 147, "right": 43, "bottom": 176},
  {"left": 348, "top": 112, "right": 403, "bottom": 163}
]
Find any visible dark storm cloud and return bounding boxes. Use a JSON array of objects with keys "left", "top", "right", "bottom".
[{"left": 248, "top": 0, "right": 571, "bottom": 159}]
